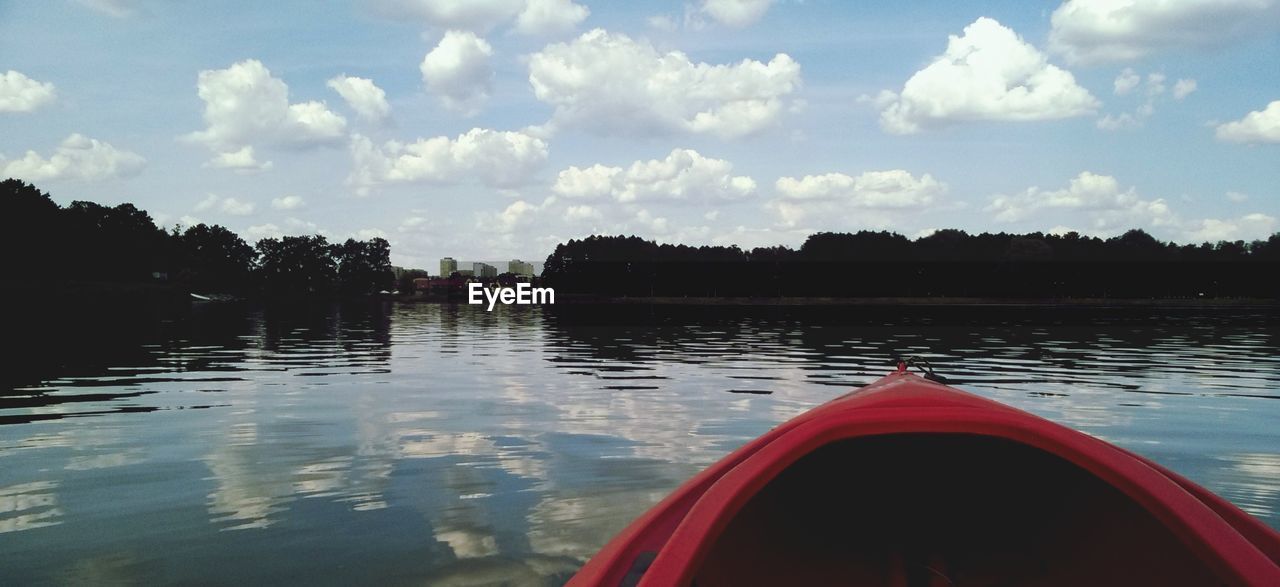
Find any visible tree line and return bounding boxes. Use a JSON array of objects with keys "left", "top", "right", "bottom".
[
  {"left": 543, "top": 230, "right": 1280, "bottom": 299},
  {"left": 9, "top": 177, "right": 1276, "bottom": 300},
  {"left": 1, "top": 179, "right": 393, "bottom": 296}
]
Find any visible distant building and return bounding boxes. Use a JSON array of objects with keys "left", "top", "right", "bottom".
[
  {"left": 474, "top": 262, "right": 497, "bottom": 279},
  {"left": 457, "top": 269, "right": 475, "bottom": 277},
  {"left": 440, "top": 257, "right": 457, "bottom": 277},
  {"left": 412, "top": 276, "right": 467, "bottom": 296},
  {"left": 509, "top": 259, "right": 534, "bottom": 277}
]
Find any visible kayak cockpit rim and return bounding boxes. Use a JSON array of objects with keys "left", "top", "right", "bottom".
[{"left": 632, "top": 375, "right": 1280, "bottom": 586}]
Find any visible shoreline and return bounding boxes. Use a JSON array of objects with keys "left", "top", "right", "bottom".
[
  {"left": 8, "top": 282, "right": 1271, "bottom": 309},
  {"left": 545, "top": 295, "right": 1280, "bottom": 308}
]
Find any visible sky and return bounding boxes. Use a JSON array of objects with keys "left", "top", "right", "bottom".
[{"left": 2, "top": 0, "right": 1278, "bottom": 271}]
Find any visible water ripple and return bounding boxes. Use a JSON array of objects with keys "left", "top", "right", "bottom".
[{"left": 0, "top": 304, "right": 1276, "bottom": 585}]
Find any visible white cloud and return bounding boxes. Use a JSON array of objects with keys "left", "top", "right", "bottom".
[
  {"left": 1141, "top": 74, "right": 1164, "bottom": 97},
  {"left": 564, "top": 204, "right": 602, "bottom": 222},
  {"left": 770, "top": 170, "right": 947, "bottom": 228},
  {"left": 1185, "top": 213, "right": 1277, "bottom": 242},
  {"left": 1111, "top": 199, "right": 1176, "bottom": 230},
  {"left": 185, "top": 60, "right": 346, "bottom": 157},
  {"left": 1226, "top": 191, "right": 1249, "bottom": 203},
  {"left": 370, "top": 0, "right": 587, "bottom": 35},
  {"left": 476, "top": 187, "right": 739, "bottom": 245},
  {"left": 1215, "top": 100, "right": 1280, "bottom": 144},
  {"left": 220, "top": 197, "right": 255, "bottom": 216},
  {"left": 0, "top": 134, "right": 145, "bottom": 182},
  {"left": 398, "top": 216, "right": 429, "bottom": 231},
  {"left": 478, "top": 197, "right": 562, "bottom": 236},
  {"left": 327, "top": 75, "right": 391, "bottom": 123},
  {"left": 527, "top": 29, "right": 801, "bottom": 139},
  {"left": 370, "top": 0, "right": 525, "bottom": 31},
  {"left": 1048, "top": 0, "right": 1280, "bottom": 65},
  {"left": 348, "top": 128, "right": 548, "bottom": 195},
  {"left": 706, "top": 225, "right": 806, "bottom": 249},
  {"left": 194, "top": 194, "right": 256, "bottom": 216},
  {"left": 284, "top": 217, "right": 327, "bottom": 235},
  {"left": 515, "top": 0, "right": 589, "bottom": 36},
  {"left": 552, "top": 164, "right": 619, "bottom": 199},
  {"left": 204, "top": 146, "right": 273, "bottom": 173},
  {"left": 632, "top": 209, "right": 670, "bottom": 234},
  {"left": 193, "top": 194, "right": 219, "bottom": 212},
  {"left": 245, "top": 223, "right": 283, "bottom": 241},
  {"left": 1113, "top": 68, "right": 1140, "bottom": 95},
  {"left": 1097, "top": 70, "right": 1186, "bottom": 131},
  {"left": 76, "top": 0, "right": 131, "bottom": 17},
  {"left": 1173, "top": 78, "right": 1197, "bottom": 100},
  {"left": 857, "top": 90, "right": 897, "bottom": 110},
  {"left": 877, "top": 18, "right": 1098, "bottom": 134},
  {"left": 494, "top": 200, "right": 539, "bottom": 232},
  {"left": 421, "top": 30, "right": 494, "bottom": 115},
  {"left": 352, "top": 228, "right": 388, "bottom": 241},
  {"left": 552, "top": 149, "right": 756, "bottom": 203},
  {"left": 701, "top": 0, "right": 774, "bottom": 28},
  {"left": 271, "top": 195, "right": 306, "bottom": 210},
  {"left": 990, "top": 172, "right": 1131, "bottom": 221},
  {"left": 1097, "top": 100, "right": 1154, "bottom": 130},
  {"left": 988, "top": 172, "right": 1175, "bottom": 231},
  {"left": 245, "top": 217, "right": 329, "bottom": 241},
  {"left": 1096, "top": 112, "right": 1142, "bottom": 131},
  {"left": 0, "top": 70, "right": 57, "bottom": 113},
  {"left": 775, "top": 170, "right": 946, "bottom": 207}
]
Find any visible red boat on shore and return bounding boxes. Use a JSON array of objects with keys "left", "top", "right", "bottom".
[{"left": 569, "top": 366, "right": 1280, "bottom": 586}]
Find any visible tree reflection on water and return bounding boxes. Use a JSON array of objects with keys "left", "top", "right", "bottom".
[{"left": 0, "top": 302, "right": 1276, "bottom": 584}]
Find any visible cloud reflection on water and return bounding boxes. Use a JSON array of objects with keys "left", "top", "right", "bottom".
[
  {"left": 0, "top": 480, "right": 62, "bottom": 534},
  {"left": 0, "top": 303, "right": 1276, "bottom": 584}
]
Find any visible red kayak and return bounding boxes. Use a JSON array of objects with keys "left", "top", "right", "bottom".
[{"left": 569, "top": 366, "right": 1280, "bottom": 586}]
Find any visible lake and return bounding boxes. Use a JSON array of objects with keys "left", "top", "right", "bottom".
[{"left": 2, "top": 302, "right": 1278, "bottom": 585}]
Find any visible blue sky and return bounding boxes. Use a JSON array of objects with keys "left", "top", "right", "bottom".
[{"left": 2, "top": 0, "right": 1278, "bottom": 270}]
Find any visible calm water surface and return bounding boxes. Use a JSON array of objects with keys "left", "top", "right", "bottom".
[{"left": 2, "top": 303, "right": 1278, "bottom": 585}]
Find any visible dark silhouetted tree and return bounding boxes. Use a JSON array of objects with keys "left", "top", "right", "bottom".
[
  {"left": 255, "top": 235, "right": 337, "bottom": 295},
  {"left": 800, "top": 231, "right": 912, "bottom": 262},
  {"left": 63, "top": 200, "right": 170, "bottom": 281},
  {"left": 174, "top": 224, "right": 257, "bottom": 290},
  {"left": 543, "top": 230, "right": 1280, "bottom": 299},
  {"left": 1, "top": 179, "right": 64, "bottom": 280},
  {"left": 1006, "top": 236, "right": 1053, "bottom": 262},
  {"left": 335, "top": 237, "right": 394, "bottom": 294}
]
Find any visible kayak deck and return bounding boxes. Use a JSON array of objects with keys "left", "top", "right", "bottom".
[
  {"left": 570, "top": 371, "right": 1280, "bottom": 586},
  {"left": 699, "top": 434, "right": 1219, "bottom": 586}
]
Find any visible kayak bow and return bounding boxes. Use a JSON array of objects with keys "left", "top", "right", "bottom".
[{"left": 570, "top": 370, "right": 1280, "bottom": 586}]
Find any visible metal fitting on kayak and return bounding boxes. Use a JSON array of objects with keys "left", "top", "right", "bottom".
[{"left": 894, "top": 355, "right": 949, "bottom": 384}]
